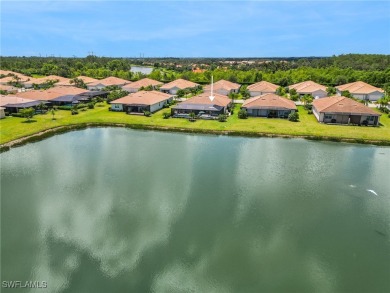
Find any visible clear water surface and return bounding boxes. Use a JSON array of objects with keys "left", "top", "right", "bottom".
[{"left": 1, "top": 128, "right": 389, "bottom": 293}]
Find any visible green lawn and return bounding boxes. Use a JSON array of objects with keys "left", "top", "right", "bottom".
[{"left": 1, "top": 104, "right": 389, "bottom": 145}]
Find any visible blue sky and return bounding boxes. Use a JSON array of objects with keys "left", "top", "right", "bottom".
[{"left": 1, "top": 1, "right": 389, "bottom": 57}]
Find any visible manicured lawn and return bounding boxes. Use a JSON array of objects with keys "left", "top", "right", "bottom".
[{"left": 1, "top": 104, "right": 389, "bottom": 145}]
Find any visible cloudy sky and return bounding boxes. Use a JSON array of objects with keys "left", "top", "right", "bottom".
[{"left": 1, "top": 1, "right": 389, "bottom": 57}]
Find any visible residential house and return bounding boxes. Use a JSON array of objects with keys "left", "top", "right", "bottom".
[
  {"left": 241, "top": 93, "right": 297, "bottom": 118},
  {"left": 23, "top": 75, "right": 70, "bottom": 89},
  {"left": 160, "top": 79, "right": 199, "bottom": 95},
  {"left": 247, "top": 81, "right": 279, "bottom": 97},
  {"left": 110, "top": 90, "right": 173, "bottom": 114},
  {"left": 288, "top": 80, "right": 327, "bottom": 98},
  {"left": 56, "top": 76, "right": 99, "bottom": 87},
  {"left": 171, "top": 92, "right": 231, "bottom": 117},
  {"left": 122, "top": 78, "right": 163, "bottom": 93},
  {"left": 87, "top": 77, "right": 131, "bottom": 90},
  {"left": 0, "top": 95, "right": 44, "bottom": 113},
  {"left": 336, "top": 81, "right": 384, "bottom": 102},
  {"left": 312, "top": 96, "right": 381, "bottom": 125},
  {"left": 203, "top": 79, "right": 241, "bottom": 96},
  {"left": 16, "top": 86, "right": 89, "bottom": 105}
]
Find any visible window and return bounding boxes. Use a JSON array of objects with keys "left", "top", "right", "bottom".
[
  {"left": 324, "top": 114, "right": 332, "bottom": 119},
  {"left": 368, "top": 116, "right": 375, "bottom": 121}
]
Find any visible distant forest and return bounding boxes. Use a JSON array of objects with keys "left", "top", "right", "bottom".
[{"left": 1, "top": 54, "right": 389, "bottom": 88}]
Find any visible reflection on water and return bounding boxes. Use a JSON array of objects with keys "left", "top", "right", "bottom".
[{"left": 1, "top": 129, "right": 390, "bottom": 292}]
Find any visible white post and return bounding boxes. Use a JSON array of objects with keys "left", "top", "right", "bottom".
[{"left": 209, "top": 75, "right": 214, "bottom": 101}]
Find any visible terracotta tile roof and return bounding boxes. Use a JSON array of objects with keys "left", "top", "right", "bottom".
[
  {"left": 289, "top": 80, "right": 326, "bottom": 93},
  {"left": 122, "top": 78, "right": 162, "bottom": 90},
  {"left": 336, "top": 81, "right": 384, "bottom": 94},
  {"left": 88, "top": 76, "right": 131, "bottom": 87},
  {"left": 0, "top": 85, "right": 19, "bottom": 92},
  {"left": 313, "top": 96, "right": 380, "bottom": 115},
  {"left": 160, "top": 79, "right": 199, "bottom": 90},
  {"left": 24, "top": 75, "right": 70, "bottom": 85},
  {"left": 0, "top": 75, "right": 31, "bottom": 83},
  {"left": 56, "top": 76, "right": 100, "bottom": 86},
  {"left": 0, "top": 70, "right": 15, "bottom": 75},
  {"left": 110, "top": 90, "right": 172, "bottom": 105},
  {"left": 242, "top": 93, "right": 297, "bottom": 110},
  {"left": 203, "top": 79, "right": 241, "bottom": 92},
  {"left": 15, "top": 86, "right": 87, "bottom": 101},
  {"left": 247, "top": 81, "right": 279, "bottom": 92},
  {"left": 0, "top": 95, "right": 38, "bottom": 106},
  {"left": 177, "top": 92, "right": 231, "bottom": 107}
]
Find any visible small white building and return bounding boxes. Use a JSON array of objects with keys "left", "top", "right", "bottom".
[
  {"left": 87, "top": 77, "right": 131, "bottom": 91},
  {"left": 203, "top": 79, "right": 241, "bottom": 96},
  {"left": 289, "top": 80, "right": 327, "bottom": 99},
  {"left": 247, "top": 81, "right": 279, "bottom": 97},
  {"left": 122, "top": 78, "right": 163, "bottom": 93},
  {"left": 336, "top": 81, "right": 384, "bottom": 102},
  {"left": 160, "top": 79, "right": 199, "bottom": 95}
]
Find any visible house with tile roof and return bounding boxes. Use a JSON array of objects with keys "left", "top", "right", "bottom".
[
  {"left": 160, "top": 79, "right": 199, "bottom": 95},
  {"left": 336, "top": 81, "right": 384, "bottom": 102},
  {"left": 241, "top": 93, "right": 297, "bottom": 118},
  {"left": 171, "top": 92, "right": 231, "bottom": 118},
  {"left": 87, "top": 77, "right": 131, "bottom": 90},
  {"left": 122, "top": 78, "right": 163, "bottom": 93},
  {"left": 56, "top": 76, "right": 100, "bottom": 87},
  {"left": 110, "top": 90, "right": 173, "bottom": 114},
  {"left": 288, "top": 80, "right": 327, "bottom": 99},
  {"left": 312, "top": 96, "right": 381, "bottom": 125},
  {"left": 0, "top": 95, "right": 45, "bottom": 113},
  {"left": 203, "top": 79, "right": 241, "bottom": 96},
  {"left": 247, "top": 81, "right": 279, "bottom": 97}
]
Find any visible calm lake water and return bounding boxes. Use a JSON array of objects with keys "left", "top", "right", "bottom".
[
  {"left": 1, "top": 128, "right": 390, "bottom": 293},
  {"left": 130, "top": 66, "right": 153, "bottom": 75}
]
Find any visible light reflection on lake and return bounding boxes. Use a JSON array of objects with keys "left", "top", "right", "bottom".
[{"left": 1, "top": 128, "right": 389, "bottom": 292}]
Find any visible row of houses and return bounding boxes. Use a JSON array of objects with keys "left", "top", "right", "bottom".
[
  {"left": 0, "top": 70, "right": 383, "bottom": 125},
  {"left": 1, "top": 69, "right": 385, "bottom": 101}
]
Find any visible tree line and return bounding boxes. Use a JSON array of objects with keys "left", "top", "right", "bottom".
[{"left": 0, "top": 54, "right": 389, "bottom": 88}]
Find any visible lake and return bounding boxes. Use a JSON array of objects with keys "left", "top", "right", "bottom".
[
  {"left": 130, "top": 66, "right": 154, "bottom": 75},
  {"left": 1, "top": 128, "right": 389, "bottom": 292}
]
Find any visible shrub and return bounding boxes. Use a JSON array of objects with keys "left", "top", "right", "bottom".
[
  {"left": 163, "top": 112, "right": 171, "bottom": 119},
  {"left": 238, "top": 109, "right": 248, "bottom": 119},
  {"left": 11, "top": 112, "right": 24, "bottom": 117},
  {"left": 88, "top": 103, "right": 94, "bottom": 109},
  {"left": 288, "top": 112, "right": 299, "bottom": 122},
  {"left": 218, "top": 114, "right": 227, "bottom": 122},
  {"left": 57, "top": 105, "right": 72, "bottom": 110},
  {"left": 143, "top": 111, "right": 151, "bottom": 117},
  {"left": 307, "top": 110, "right": 313, "bottom": 114},
  {"left": 189, "top": 112, "right": 196, "bottom": 122}
]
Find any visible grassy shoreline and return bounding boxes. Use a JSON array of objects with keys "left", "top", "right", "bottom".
[{"left": 1, "top": 105, "right": 389, "bottom": 151}]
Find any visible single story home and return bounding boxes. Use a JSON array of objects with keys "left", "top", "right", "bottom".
[
  {"left": 23, "top": 75, "right": 70, "bottom": 88},
  {"left": 171, "top": 92, "right": 232, "bottom": 117},
  {"left": 87, "top": 76, "right": 131, "bottom": 90},
  {"left": 0, "top": 95, "right": 45, "bottom": 113},
  {"left": 241, "top": 93, "right": 297, "bottom": 118},
  {"left": 0, "top": 74, "right": 30, "bottom": 85},
  {"left": 0, "top": 106, "right": 5, "bottom": 118},
  {"left": 312, "top": 96, "right": 381, "bottom": 126},
  {"left": 203, "top": 79, "right": 241, "bottom": 96},
  {"left": 0, "top": 85, "right": 19, "bottom": 94},
  {"left": 15, "top": 86, "right": 89, "bottom": 105},
  {"left": 56, "top": 76, "right": 100, "bottom": 87},
  {"left": 288, "top": 80, "right": 327, "bottom": 98},
  {"left": 110, "top": 90, "right": 173, "bottom": 114},
  {"left": 336, "top": 81, "right": 384, "bottom": 102},
  {"left": 160, "top": 79, "right": 199, "bottom": 95},
  {"left": 122, "top": 78, "right": 163, "bottom": 93},
  {"left": 247, "top": 81, "right": 279, "bottom": 97}
]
